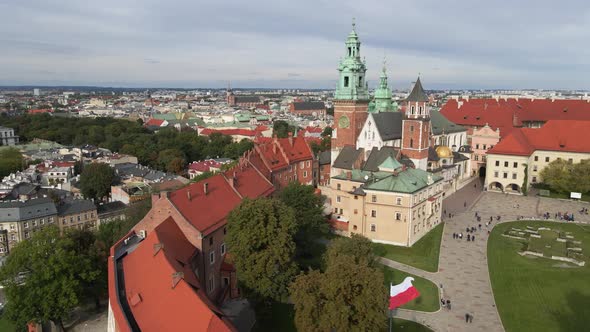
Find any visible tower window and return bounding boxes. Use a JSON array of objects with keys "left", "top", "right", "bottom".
[
  {"left": 411, "top": 106, "right": 415, "bottom": 115},
  {"left": 344, "top": 76, "right": 349, "bottom": 87},
  {"left": 359, "top": 76, "right": 363, "bottom": 87},
  {"left": 410, "top": 139, "right": 414, "bottom": 148},
  {"left": 419, "top": 106, "right": 423, "bottom": 115},
  {"left": 348, "top": 47, "right": 352, "bottom": 56},
  {"left": 410, "top": 125, "right": 414, "bottom": 132}
]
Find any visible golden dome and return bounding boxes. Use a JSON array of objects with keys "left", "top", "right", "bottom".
[{"left": 435, "top": 146, "right": 453, "bottom": 158}]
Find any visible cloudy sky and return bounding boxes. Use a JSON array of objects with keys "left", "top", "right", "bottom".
[{"left": 1, "top": 0, "right": 588, "bottom": 89}]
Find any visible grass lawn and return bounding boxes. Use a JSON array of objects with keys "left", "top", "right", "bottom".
[
  {"left": 380, "top": 265, "right": 439, "bottom": 312},
  {"left": 383, "top": 318, "right": 434, "bottom": 332},
  {"left": 373, "top": 223, "right": 444, "bottom": 272},
  {"left": 488, "top": 221, "right": 590, "bottom": 332},
  {"left": 544, "top": 191, "right": 590, "bottom": 202}
]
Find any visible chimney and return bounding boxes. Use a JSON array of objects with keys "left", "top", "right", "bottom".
[
  {"left": 288, "top": 132, "right": 293, "bottom": 146},
  {"left": 204, "top": 182, "right": 209, "bottom": 195},
  {"left": 187, "top": 190, "right": 191, "bottom": 201},
  {"left": 512, "top": 112, "right": 519, "bottom": 127}
]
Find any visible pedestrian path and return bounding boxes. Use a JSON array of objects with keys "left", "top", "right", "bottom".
[{"left": 387, "top": 188, "right": 590, "bottom": 332}]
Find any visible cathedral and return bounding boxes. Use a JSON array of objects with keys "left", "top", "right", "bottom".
[{"left": 324, "top": 23, "right": 468, "bottom": 246}]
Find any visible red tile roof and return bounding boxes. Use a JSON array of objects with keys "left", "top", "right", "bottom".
[
  {"left": 249, "top": 135, "right": 314, "bottom": 173},
  {"left": 440, "top": 98, "right": 590, "bottom": 138},
  {"left": 488, "top": 120, "right": 590, "bottom": 156},
  {"left": 200, "top": 128, "right": 258, "bottom": 137},
  {"left": 28, "top": 109, "right": 52, "bottom": 114},
  {"left": 169, "top": 161, "right": 274, "bottom": 235},
  {"left": 188, "top": 159, "right": 224, "bottom": 173},
  {"left": 146, "top": 118, "right": 165, "bottom": 127},
  {"left": 122, "top": 217, "right": 235, "bottom": 332}
]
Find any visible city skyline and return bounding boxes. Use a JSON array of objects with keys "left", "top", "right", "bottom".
[{"left": 1, "top": 0, "right": 589, "bottom": 90}]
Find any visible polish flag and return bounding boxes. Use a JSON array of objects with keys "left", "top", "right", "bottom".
[{"left": 389, "top": 277, "right": 420, "bottom": 310}]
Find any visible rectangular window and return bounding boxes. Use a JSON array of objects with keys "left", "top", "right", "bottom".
[
  {"left": 300, "top": 161, "right": 304, "bottom": 168},
  {"left": 24, "top": 222, "right": 28, "bottom": 229},
  {"left": 370, "top": 224, "right": 376, "bottom": 232},
  {"left": 77, "top": 216, "right": 81, "bottom": 221},
  {"left": 512, "top": 173, "right": 517, "bottom": 179},
  {"left": 504, "top": 161, "right": 509, "bottom": 167},
  {"left": 395, "top": 212, "right": 402, "bottom": 221},
  {"left": 568, "top": 158, "right": 573, "bottom": 163},
  {"left": 545, "top": 157, "right": 550, "bottom": 162},
  {"left": 221, "top": 243, "right": 226, "bottom": 255},
  {"left": 344, "top": 76, "right": 349, "bottom": 87},
  {"left": 209, "top": 237, "right": 213, "bottom": 246},
  {"left": 337, "top": 184, "right": 341, "bottom": 190},
  {"left": 303, "top": 171, "right": 307, "bottom": 178},
  {"left": 532, "top": 176, "right": 537, "bottom": 183},
  {"left": 503, "top": 172, "right": 508, "bottom": 179},
  {"left": 483, "top": 144, "right": 487, "bottom": 149},
  {"left": 40, "top": 219, "right": 44, "bottom": 225},
  {"left": 32, "top": 220, "right": 36, "bottom": 227},
  {"left": 25, "top": 231, "right": 29, "bottom": 239},
  {"left": 208, "top": 276, "right": 214, "bottom": 292},
  {"left": 534, "top": 156, "right": 538, "bottom": 161},
  {"left": 410, "top": 125, "right": 414, "bottom": 132},
  {"left": 396, "top": 197, "right": 402, "bottom": 205},
  {"left": 494, "top": 171, "right": 499, "bottom": 178},
  {"left": 70, "top": 217, "right": 74, "bottom": 223},
  {"left": 11, "top": 234, "right": 15, "bottom": 241},
  {"left": 354, "top": 209, "right": 358, "bottom": 214},
  {"left": 371, "top": 195, "right": 377, "bottom": 203},
  {"left": 533, "top": 165, "right": 538, "bottom": 172},
  {"left": 337, "top": 196, "right": 341, "bottom": 203},
  {"left": 476, "top": 144, "right": 480, "bottom": 149},
  {"left": 209, "top": 251, "right": 215, "bottom": 264},
  {"left": 371, "top": 210, "right": 377, "bottom": 218},
  {"left": 339, "top": 208, "right": 343, "bottom": 214},
  {"left": 474, "top": 155, "right": 479, "bottom": 161},
  {"left": 495, "top": 160, "right": 500, "bottom": 167},
  {"left": 513, "top": 162, "right": 518, "bottom": 168}
]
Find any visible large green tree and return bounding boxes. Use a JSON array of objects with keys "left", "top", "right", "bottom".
[
  {"left": 540, "top": 158, "right": 590, "bottom": 194},
  {"left": 79, "top": 162, "right": 116, "bottom": 201},
  {"left": 226, "top": 198, "right": 298, "bottom": 302},
  {"left": 0, "top": 148, "right": 23, "bottom": 178},
  {"left": 0, "top": 227, "right": 82, "bottom": 331},
  {"left": 279, "top": 183, "right": 329, "bottom": 253},
  {"left": 290, "top": 235, "right": 387, "bottom": 331}
]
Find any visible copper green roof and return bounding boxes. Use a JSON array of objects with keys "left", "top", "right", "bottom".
[
  {"left": 333, "top": 167, "right": 442, "bottom": 194},
  {"left": 430, "top": 110, "right": 466, "bottom": 134},
  {"left": 378, "top": 156, "right": 402, "bottom": 171}
]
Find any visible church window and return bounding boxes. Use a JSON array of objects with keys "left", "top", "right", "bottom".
[
  {"left": 344, "top": 76, "right": 349, "bottom": 87},
  {"left": 419, "top": 106, "right": 423, "bottom": 115},
  {"left": 411, "top": 106, "right": 415, "bottom": 115},
  {"left": 348, "top": 47, "right": 352, "bottom": 56},
  {"left": 410, "top": 139, "right": 414, "bottom": 148}
]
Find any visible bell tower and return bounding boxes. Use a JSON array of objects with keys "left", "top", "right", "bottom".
[
  {"left": 331, "top": 20, "right": 370, "bottom": 163},
  {"left": 401, "top": 77, "right": 431, "bottom": 171}
]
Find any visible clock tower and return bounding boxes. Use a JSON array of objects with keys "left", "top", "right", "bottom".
[
  {"left": 331, "top": 21, "right": 370, "bottom": 163},
  {"left": 401, "top": 77, "right": 431, "bottom": 171}
]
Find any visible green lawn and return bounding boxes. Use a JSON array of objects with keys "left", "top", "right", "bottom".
[
  {"left": 380, "top": 265, "right": 439, "bottom": 312},
  {"left": 383, "top": 318, "right": 434, "bottom": 332},
  {"left": 545, "top": 191, "right": 590, "bottom": 202},
  {"left": 488, "top": 221, "right": 590, "bottom": 332},
  {"left": 373, "top": 223, "right": 444, "bottom": 272}
]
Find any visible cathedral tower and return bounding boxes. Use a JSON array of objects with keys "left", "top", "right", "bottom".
[
  {"left": 401, "top": 77, "right": 431, "bottom": 171},
  {"left": 371, "top": 61, "right": 397, "bottom": 113},
  {"left": 331, "top": 21, "right": 370, "bottom": 156}
]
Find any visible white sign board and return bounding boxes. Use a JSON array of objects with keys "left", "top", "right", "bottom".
[{"left": 571, "top": 192, "right": 582, "bottom": 199}]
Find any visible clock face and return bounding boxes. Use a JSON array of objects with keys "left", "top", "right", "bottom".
[{"left": 338, "top": 115, "right": 350, "bottom": 129}]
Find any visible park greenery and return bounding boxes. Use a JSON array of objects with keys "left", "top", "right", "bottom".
[
  {"left": 488, "top": 221, "right": 590, "bottom": 332},
  {"left": 290, "top": 235, "right": 387, "bottom": 331},
  {"left": 0, "top": 114, "right": 253, "bottom": 173},
  {"left": 79, "top": 162, "right": 116, "bottom": 201},
  {"left": 0, "top": 199, "right": 150, "bottom": 331},
  {"left": 373, "top": 223, "right": 444, "bottom": 272},
  {"left": 0, "top": 148, "right": 24, "bottom": 178},
  {"left": 539, "top": 158, "right": 590, "bottom": 195}
]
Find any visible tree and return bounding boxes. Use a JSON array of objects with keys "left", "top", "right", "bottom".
[
  {"left": 321, "top": 126, "right": 332, "bottom": 137},
  {"left": 0, "top": 148, "right": 23, "bottom": 178},
  {"left": 166, "top": 157, "right": 186, "bottom": 175},
  {"left": 540, "top": 159, "right": 574, "bottom": 193},
  {"left": 290, "top": 235, "right": 387, "bottom": 331},
  {"left": 279, "top": 183, "right": 329, "bottom": 254},
  {"left": 226, "top": 198, "right": 298, "bottom": 302},
  {"left": 0, "top": 227, "right": 82, "bottom": 331},
  {"left": 79, "top": 162, "right": 115, "bottom": 201},
  {"left": 272, "top": 120, "right": 297, "bottom": 138}
]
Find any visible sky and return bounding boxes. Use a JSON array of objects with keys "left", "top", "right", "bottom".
[{"left": 0, "top": 0, "right": 589, "bottom": 90}]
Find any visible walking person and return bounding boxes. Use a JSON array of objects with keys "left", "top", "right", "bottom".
[
  {"left": 446, "top": 300, "right": 451, "bottom": 310},
  {"left": 472, "top": 235, "right": 476, "bottom": 241},
  {"left": 465, "top": 313, "right": 470, "bottom": 323},
  {"left": 469, "top": 313, "right": 474, "bottom": 323}
]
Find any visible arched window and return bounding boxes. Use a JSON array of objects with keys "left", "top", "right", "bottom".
[
  {"left": 410, "top": 139, "right": 414, "bottom": 148},
  {"left": 411, "top": 106, "right": 415, "bottom": 115},
  {"left": 419, "top": 106, "right": 423, "bottom": 115}
]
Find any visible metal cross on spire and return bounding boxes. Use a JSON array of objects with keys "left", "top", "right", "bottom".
[{"left": 352, "top": 17, "right": 356, "bottom": 31}]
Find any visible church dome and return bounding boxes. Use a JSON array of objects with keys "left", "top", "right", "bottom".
[{"left": 435, "top": 145, "right": 453, "bottom": 158}]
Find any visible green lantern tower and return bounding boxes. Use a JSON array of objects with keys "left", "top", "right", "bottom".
[
  {"left": 334, "top": 20, "right": 370, "bottom": 101},
  {"left": 372, "top": 61, "right": 398, "bottom": 113}
]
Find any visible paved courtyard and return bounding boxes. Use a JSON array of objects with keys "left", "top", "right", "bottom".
[{"left": 387, "top": 178, "right": 590, "bottom": 332}]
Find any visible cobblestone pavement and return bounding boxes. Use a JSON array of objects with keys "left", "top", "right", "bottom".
[{"left": 387, "top": 181, "right": 590, "bottom": 332}]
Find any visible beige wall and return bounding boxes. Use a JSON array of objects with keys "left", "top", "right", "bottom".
[
  {"left": 58, "top": 210, "right": 98, "bottom": 233},
  {"left": 486, "top": 150, "right": 590, "bottom": 193},
  {"left": 326, "top": 178, "right": 443, "bottom": 247}
]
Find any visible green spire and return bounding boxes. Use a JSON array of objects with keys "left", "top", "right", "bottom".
[
  {"left": 372, "top": 59, "right": 396, "bottom": 113},
  {"left": 335, "top": 19, "right": 369, "bottom": 101}
]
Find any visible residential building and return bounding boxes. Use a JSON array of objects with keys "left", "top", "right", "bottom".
[
  {"left": 0, "top": 198, "right": 58, "bottom": 255},
  {"left": 187, "top": 159, "right": 233, "bottom": 179},
  {"left": 248, "top": 133, "right": 315, "bottom": 189},
  {"left": 485, "top": 120, "right": 590, "bottom": 194},
  {"left": 289, "top": 101, "right": 326, "bottom": 118},
  {"left": 0, "top": 126, "right": 19, "bottom": 146},
  {"left": 97, "top": 201, "right": 127, "bottom": 226},
  {"left": 57, "top": 199, "right": 98, "bottom": 232},
  {"left": 108, "top": 159, "right": 274, "bottom": 331},
  {"left": 317, "top": 150, "right": 331, "bottom": 186}
]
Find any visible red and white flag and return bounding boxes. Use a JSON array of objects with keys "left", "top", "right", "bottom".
[{"left": 389, "top": 277, "right": 420, "bottom": 310}]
